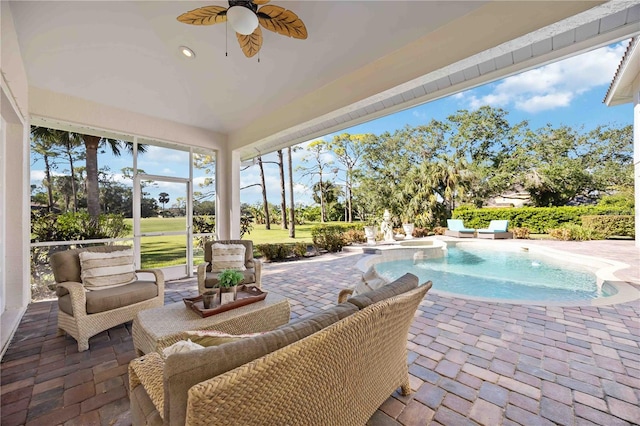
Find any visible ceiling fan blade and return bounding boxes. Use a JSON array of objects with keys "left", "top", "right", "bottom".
[
  {"left": 236, "top": 26, "right": 263, "bottom": 58},
  {"left": 177, "top": 6, "right": 228, "bottom": 25},
  {"left": 257, "top": 5, "right": 307, "bottom": 39},
  {"left": 252, "top": 0, "right": 270, "bottom": 4}
]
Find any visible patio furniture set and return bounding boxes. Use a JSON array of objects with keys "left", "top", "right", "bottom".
[
  {"left": 444, "top": 219, "right": 513, "bottom": 239},
  {"left": 49, "top": 241, "right": 433, "bottom": 425}
]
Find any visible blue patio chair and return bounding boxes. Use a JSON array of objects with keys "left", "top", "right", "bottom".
[
  {"left": 477, "top": 220, "right": 513, "bottom": 239},
  {"left": 444, "top": 219, "right": 475, "bottom": 238}
]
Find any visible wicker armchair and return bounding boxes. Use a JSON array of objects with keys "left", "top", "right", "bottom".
[
  {"left": 50, "top": 246, "right": 164, "bottom": 352},
  {"left": 197, "top": 240, "right": 261, "bottom": 294}
]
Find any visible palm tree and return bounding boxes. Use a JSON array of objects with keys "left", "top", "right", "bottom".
[
  {"left": 81, "top": 134, "right": 146, "bottom": 222},
  {"left": 158, "top": 192, "right": 170, "bottom": 211}
]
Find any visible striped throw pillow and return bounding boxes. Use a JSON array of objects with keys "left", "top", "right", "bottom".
[
  {"left": 210, "top": 243, "right": 246, "bottom": 272},
  {"left": 184, "top": 330, "right": 263, "bottom": 347},
  {"left": 79, "top": 249, "right": 136, "bottom": 290}
]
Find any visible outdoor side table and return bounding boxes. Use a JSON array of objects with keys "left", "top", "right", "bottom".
[{"left": 132, "top": 292, "right": 290, "bottom": 355}]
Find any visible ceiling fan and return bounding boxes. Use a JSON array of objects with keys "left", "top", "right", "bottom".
[{"left": 177, "top": 0, "right": 308, "bottom": 58}]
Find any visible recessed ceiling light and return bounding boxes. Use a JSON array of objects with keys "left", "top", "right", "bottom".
[{"left": 180, "top": 46, "right": 195, "bottom": 59}]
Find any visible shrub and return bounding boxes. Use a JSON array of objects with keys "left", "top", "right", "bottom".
[
  {"left": 582, "top": 215, "right": 635, "bottom": 238},
  {"left": 548, "top": 224, "right": 601, "bottom": 241},
  {"left": 291, "top": 243, "right": 308, "bottom": 258},
  {"left": 256, "top": 243, "right": 309, "bottom": 261},
  {"left": 598, "top": 194, "right": 634, "bottom": 209},
  {"left": 256, "top": 243, "right": 289, "bottom": 261},
  {"left": 342, "top": 229, "right": 366, "bottom": 244},
  {"left": 311, "top": 225, "right": 345, "bottom": 252},
  {"left": 511, "top": 227, "right": 530, "bottom": 239},
  {"left": 412, "top": 227, "right": 432, "bottom": 237},
  {"left": 548, "top": 227, "right": 572, "bottom": 241},
  {"left": 31, "top": 211, "right": 130, "bottom": 242},
  {"left": 452, "top": 206, "right": 634, "bottom": 234},
  {"left": 433, "top": 226, "right": 446, "bottom": 236}
]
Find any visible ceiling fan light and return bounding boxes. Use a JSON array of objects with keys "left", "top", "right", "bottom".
[{"left": 227, "top": 6, "right": 258, "bottom": 35}]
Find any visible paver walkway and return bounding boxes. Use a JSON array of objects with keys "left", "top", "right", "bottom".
[{"left": 1, "top": 241, "right": 639, "bottom": 425}]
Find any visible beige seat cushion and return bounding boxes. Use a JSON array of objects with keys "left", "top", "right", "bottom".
[
  {"left": 347, "top": 273, "right": 419, "bottom": 310},
  {"left": 79, "top": 249, "right": 136, "bottom": 290},
  {"left": 58, "top": 281, "right": 158, "bottom": 315}
]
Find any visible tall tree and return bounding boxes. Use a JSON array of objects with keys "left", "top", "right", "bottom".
[
  {"left": 257, "top": 156, "right": 271, "bottom": 229},
  {"left": 158, "top": 192, "right": 170, "bottom": 211},
  {"left": 328, "top": 133, "right": 369, "bottom": 222},
  {"left": 287, "top": 147, "right": 295, "bottom": 238},
  {"left": 81, "top": 134, "right": 146, "bottom": 222},
  {"left": 30, "top": 127, "right": 60, "bottom": 212},
  {"left": 57, "top": 131, "right": 83, "bottom": 212},
  {"left": 298, "top": 140, "right": 334, "bottom": 222},
  {"left": 277, "top": 150, "right": 288, "bottom": 229}
]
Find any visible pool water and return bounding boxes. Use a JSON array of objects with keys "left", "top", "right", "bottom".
[{"left": 375, "top": 246, "right": 616, "bottom": 303}]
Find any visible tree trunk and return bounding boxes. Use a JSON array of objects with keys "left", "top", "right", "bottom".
[
  {"left": 319, "top": 174, "right": 325, "bottom": 223},
  {"left": 84, "top": 135, "right": 101, "bottom": 222},
  {"left": 346, "top": 168, "right": 353, "bottom": 222},
  {"left": 288, "top": 147, "right": 295, "bottom": 238},
  {"left": 277, "top": 150, "right": 288, "bottom": 229},
  {"left": 43, "top": 154, "right": 54, "bottom": 212},
  {"left": 258, "top": 156, "right": 270, "bottom": 229},
  {"left": 67, "top": 149, "right": 78, "bottom": 212}
]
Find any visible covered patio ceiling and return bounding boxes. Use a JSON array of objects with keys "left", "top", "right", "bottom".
[{"left": 9, "top": 1, "right": 640, "bottom": 159}]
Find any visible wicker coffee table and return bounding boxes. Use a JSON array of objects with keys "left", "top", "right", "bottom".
[{"left": 132, "top": 292, "right": 290, "bottom": 355}]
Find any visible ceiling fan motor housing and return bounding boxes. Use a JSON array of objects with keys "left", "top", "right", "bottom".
[{"left": 228, "top": 0, "right": 258, "bottom": 14}]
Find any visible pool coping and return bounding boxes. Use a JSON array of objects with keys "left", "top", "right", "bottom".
[{"left": 353, "top": 238, "right": 640, "bottom": 307}]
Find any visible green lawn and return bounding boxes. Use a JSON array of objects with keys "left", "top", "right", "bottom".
[{"left": 124, "top": 217, "right": 341, "bottom": 268}]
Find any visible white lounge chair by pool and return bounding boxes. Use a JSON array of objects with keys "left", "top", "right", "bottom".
[
  {"left": 477, "top": 220, "right": 513, "bottom": 239},
  {"left": 445, "top": 219, "right": 475, "bottom": 238}
]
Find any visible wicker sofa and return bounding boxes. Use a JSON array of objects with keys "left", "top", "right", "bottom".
[
  {"left": 50, "top": 246, "right": 164, "bottom": 352},
  {"left": 196, "top": 240, "right": 261, "bottom": 294},
  {"left": 129, "top": 273, "right": 432, "bottom": 426}
]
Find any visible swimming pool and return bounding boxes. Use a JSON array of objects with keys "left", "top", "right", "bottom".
[{"left": 374, "top": 244, "right": 618, "bottom": 304}]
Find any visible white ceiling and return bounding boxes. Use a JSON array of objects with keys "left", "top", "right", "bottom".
[
  {"left": 9, "top": 1, "right": 640, "bottom": 159},
  {"left": 12, "top": 1, "right": 484, "bottom": 131}
]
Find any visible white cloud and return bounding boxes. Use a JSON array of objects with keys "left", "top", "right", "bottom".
[
  {"left": 515, "top": 92, "right": 573, "bottom": 113},
  {"left": 412, "top": 110, "right": 428, "bottom": 119},
  {"left": 456, "top": 43, "right": 626, "bottom": 113},
  {"left": 30, "top": 169, "right": 64, "bottom": 184}
]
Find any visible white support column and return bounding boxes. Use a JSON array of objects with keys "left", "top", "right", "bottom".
[
  {"left": 634, "top": 89, "right": 640, "bottom": 247},
  {"left": 0, "top": 89, "right": 30, "bottom": 355},
  {"left": 216, "top": 147, "right": 241, "bottom": 240}
]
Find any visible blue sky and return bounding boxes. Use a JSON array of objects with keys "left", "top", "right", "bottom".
[{"left": 31, "top": 41, "right": 633, "bottom": 209}]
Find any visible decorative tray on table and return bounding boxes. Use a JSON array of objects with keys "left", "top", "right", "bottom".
[{"left": 183, "top": 285, "right": 267, "bottom": 318}]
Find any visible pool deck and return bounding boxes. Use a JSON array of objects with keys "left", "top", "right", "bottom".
[{"left": 1, "top": 240, "right": 639, "bottom": 425}]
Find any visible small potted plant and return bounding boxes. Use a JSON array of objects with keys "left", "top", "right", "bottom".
[{"left": 217, "top": 269, "right": 244, "bottom": 305}]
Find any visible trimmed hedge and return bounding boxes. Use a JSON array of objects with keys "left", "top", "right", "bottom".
[
  {"left": 582, "top": 215, "right": 635, "bottom": 238},
  {"left": 256, "top": 243, "right": 308, "bottom": 261},
  {"left": 452, "top": 206, "right": 634, "bottom": 234}
]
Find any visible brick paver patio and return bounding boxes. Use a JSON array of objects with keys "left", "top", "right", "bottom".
[{"left": 1, "top": 240, "right": 639, "bottom": 425}]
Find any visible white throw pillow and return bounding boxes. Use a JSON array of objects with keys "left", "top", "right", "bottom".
[
  {"left": 210, "top": 243, "right": 246, "bottom": 272},
  {"left": 162, "top": 339, "right": 205, "bottom": 359},
  {"left": 353, "top": 266, "right": 389, "bottom": 297},
  {"left": 79, "top": 249, "right": 136, "bottom": 290}
]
